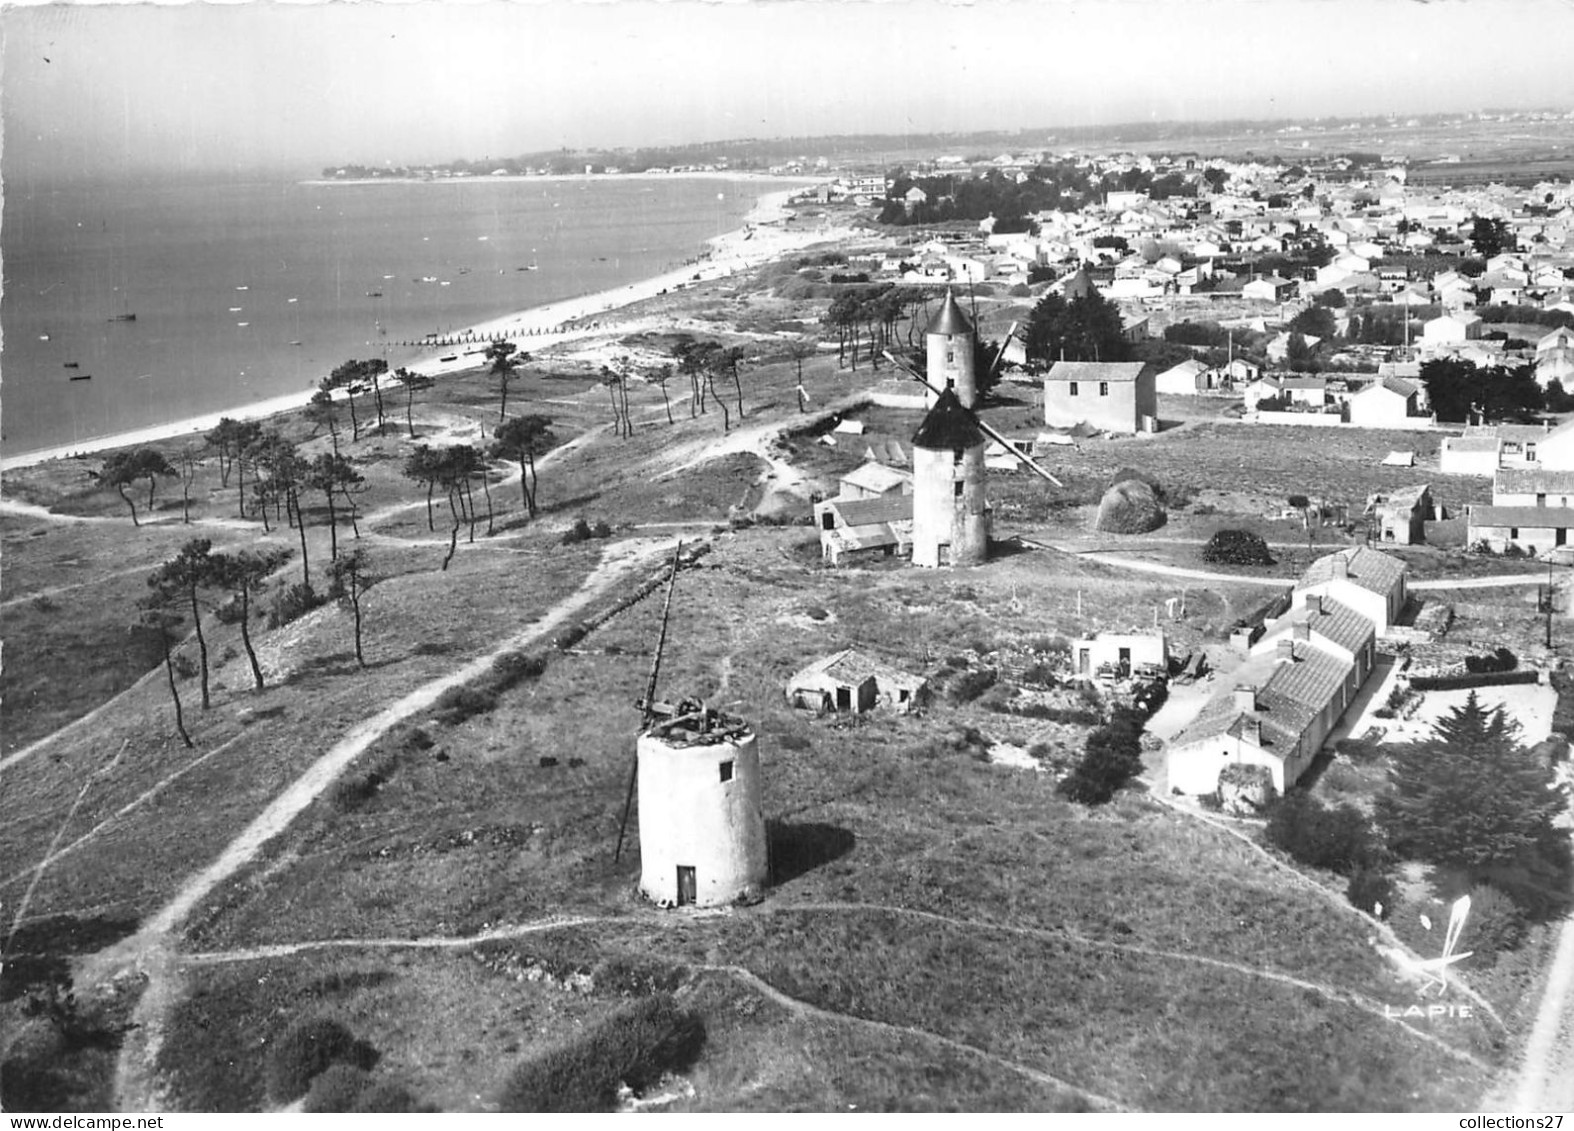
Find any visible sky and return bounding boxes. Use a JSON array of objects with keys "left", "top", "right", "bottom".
[{"left": 4, "top": 0, "right": 1574, "bottom": 182}]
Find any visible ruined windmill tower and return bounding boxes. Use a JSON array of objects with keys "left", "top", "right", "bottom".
[
  {"left": 635, "top": 701, "right": 767, "bottom": 907},
  {"left": 911, "top": 292, "right": 990, "bottom": 568},
  {"left": 616, "top": 545, "right": 767, "bottom": 908}
]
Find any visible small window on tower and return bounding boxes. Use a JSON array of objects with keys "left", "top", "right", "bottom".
[
  {"left": 1069, "top": 381, "right": 1079, "bottom": 397},
  {"left": 954, "top": 480, "right": 964, "bottom": 498},
  {"left": 719, "top": 760, "right": 734, "bottom": 783},
  {"left": 946, "top": 349, "right": 955, "bottom": 364},
  {"left": 1099, "top": 381, "right": 1110, "bottom": 396}
]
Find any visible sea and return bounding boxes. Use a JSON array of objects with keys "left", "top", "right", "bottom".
[{"left": 2, "top": 175, "right": 789, "bottom": 457}]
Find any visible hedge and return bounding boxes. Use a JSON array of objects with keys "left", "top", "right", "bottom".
[
  {"left": 497, "top": 993, "right": 704, "bottom": 1112},
  {"left": 1408, "top": 670, "right": 1539, "bottom": 692}
]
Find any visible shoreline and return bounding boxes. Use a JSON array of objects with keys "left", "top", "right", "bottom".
[
  {"left": 298, "top": 170, "right": 828, "bottom": 189},
  {"left": 1, "top": 187, "right": 849, "bottom": 474}
]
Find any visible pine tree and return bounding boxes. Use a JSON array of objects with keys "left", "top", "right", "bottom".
[{"left": 1377, "top": 693, "right": 1570, "bottom": 911}]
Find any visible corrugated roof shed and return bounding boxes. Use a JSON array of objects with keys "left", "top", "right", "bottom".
[{"left": 840, "top": 460, "right": 911, "bottom": 495}]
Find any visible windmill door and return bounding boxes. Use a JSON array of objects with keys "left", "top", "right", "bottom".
[{"left": 676, "top": 866, "right": 697, "bottom": 906}]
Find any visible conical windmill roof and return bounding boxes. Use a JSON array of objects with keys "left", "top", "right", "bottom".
[
  {"left": 912, "top": 387, "right": 985, "bottom": 452},
  {"left": 925, "top": 290, "right": 975, "bottom": 336}
]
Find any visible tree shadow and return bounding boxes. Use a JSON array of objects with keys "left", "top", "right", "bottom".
[{"left": 767, "top": 820, "right": 856, "bottom": 886}]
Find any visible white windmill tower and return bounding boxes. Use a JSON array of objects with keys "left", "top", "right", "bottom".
[{"left": 615, "top": 545, "right": 767, "bottom": 907}]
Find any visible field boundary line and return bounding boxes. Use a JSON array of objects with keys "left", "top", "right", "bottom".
[
  {"left": 697, "top": 962, "right": 1132, "bottom": 1112},
  {"left": 767, "top": 899, "right": 1494, "bottom": 1071}
]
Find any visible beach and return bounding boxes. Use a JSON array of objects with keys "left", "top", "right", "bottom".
[{"left": 0, "top": 184, "right": 839, "bottom": 474}]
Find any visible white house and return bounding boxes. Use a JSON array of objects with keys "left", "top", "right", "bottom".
[
  {"left": 1421, "top": 312, "right": 1483, "bottom": 347},
  {"left": 1154, "top": 358, "right": 1210, "bottom": 395},
  {"left": 1292, "top": 545, "right": 1409, "bottom": 636},
  {"left": 1347, "top": 376, "right": 1426, "bottom": 428}
]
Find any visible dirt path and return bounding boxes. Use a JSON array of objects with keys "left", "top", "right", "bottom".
[
  {"left": 0, "top": 497, "right": 260, "bottom": 532},
  {"left": 1022, "top": 540, "right": 1296, "bottom": 587},
  {"left": 1481, "top": 793, "right": 1574, "bottom": 1111},
  {"left": 181, "top": 916, "right": 616, "bottom": 966},
  {"left": 76, "top": 535, "right": 686, "bottom": 1113}
]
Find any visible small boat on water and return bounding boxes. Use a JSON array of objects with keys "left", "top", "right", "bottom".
[
  {"left": 237, "top": 321, "right": 250, "bottom": 327},
  {"left": 235, "top": 285, "right": 249, "bottom": 291},
  {"left": 287, "top": 297, "right": 299, "bottom": 303},
  {"left": 439, "top": 355, "right": 457, "bottom": 362},
  {"left": 109, "top": 313, "right": 137, "bottom": 322},
  {"left": 229, "top": 306, "right": 243, "bottom": 312},
  {"left": 366, "top": 290, "right": 382, "bottom": 297},
  {"left": 382, "top": 274, "right": 395, "bottom": 280},
  {"left": 289, "top": 340, "right": 303, "bottom": 346},
  {"left": 38, "top": 333, "right": 51, "bottom": 341},
  {"left": 439, "top": 281, "right": 451, "bottom": 287},
  {"left": 69, "top": 374, "right": 92, "bottom": 382},
  {"left": 63, "top": 362, "right": 79, "bottom": 369}
]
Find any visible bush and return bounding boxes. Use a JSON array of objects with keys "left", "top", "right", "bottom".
[
  {"left": 1464, "top": 646, "right": 1517, "bottom": 674},
  {"left": 1459, "top": 884, "right": 1529, "bottom": 966},
  {"left": 265, "top": 1019, "right": 377, "bottom": 1104},
  {"left": 491, "top": 650, "right": 548, "bottom": 691},
  {"left": 1095, "top": 480, "right": 1166, "bottom": 535},
  {"left": 1057, "top": 707, "right": 1145, "bottom": 805},
  {"left": 431, "top": 685, "right": 499, "bottom": 725},
  {"left": 302, "top": 1064, "right": 372, "bottom": 1113},
  {"left": 1019, "top": 662, "right": 1058, "bottom": 687},
  {"left": 267, "top": 582, "right": 326, "bottom": 629},
  {"left": 946, "top": 667, "right": 998, "bottom": 705},
  {"left": 1202, "top": 529, "right": 1275, "bottom": 567},
  {"left": 1409, "top": 669, "right": 1538, "bottom": 692},
  {"left": 1346, "top": 867, "right": 1395, "bottom": 918},
  {"left": 1264, "top": 791, "right": 1381, "bottom": 876},
  {"left": 1129, "top": 678, "right": 1168, "bottom": 719},
  {"left": 497, "top": 993, "right": 705, "bottom": 1112},
  {"left": 562, "top": 519, "right": 595, "bottom": 545}
]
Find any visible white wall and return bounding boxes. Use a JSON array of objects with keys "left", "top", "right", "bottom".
[{"left": 637, "top": 730, "right": 767, "bottom": 907}]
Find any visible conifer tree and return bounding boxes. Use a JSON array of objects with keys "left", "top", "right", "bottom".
[{"left": 1377, "top": 693, "right": 1570, "bottom": 911}]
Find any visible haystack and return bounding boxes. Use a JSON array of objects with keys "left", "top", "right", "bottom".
[{"left": 1095, "top": 479, "right": 1166, "bottom": 534}]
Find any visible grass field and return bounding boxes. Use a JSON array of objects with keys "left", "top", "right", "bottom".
[{"left": 0, "top": 249, "right": 1549, "bottom": 1113}]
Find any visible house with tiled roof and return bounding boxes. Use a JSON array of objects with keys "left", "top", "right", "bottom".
[
  {"left": 1465, "top": 504, "right": 1574, "bottom": 556},
  {"left": 1167, "top": 555, "right": 1396, "bottom": 798},
  {"left": 1493, "top": 466, "right": 1574, "bottom": 507},
  {"left": 1347, "top": 375, "right": 1428, "bottom": 428},
  {"left": 1292, "top": 545, "right": 1409, "bottom": 635},
  {"left": 786, "top": 648, "right": 928, "bottom": 715},
  {"left": 1167, "top": 638, "right": 1359, "bottom": 796}
]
